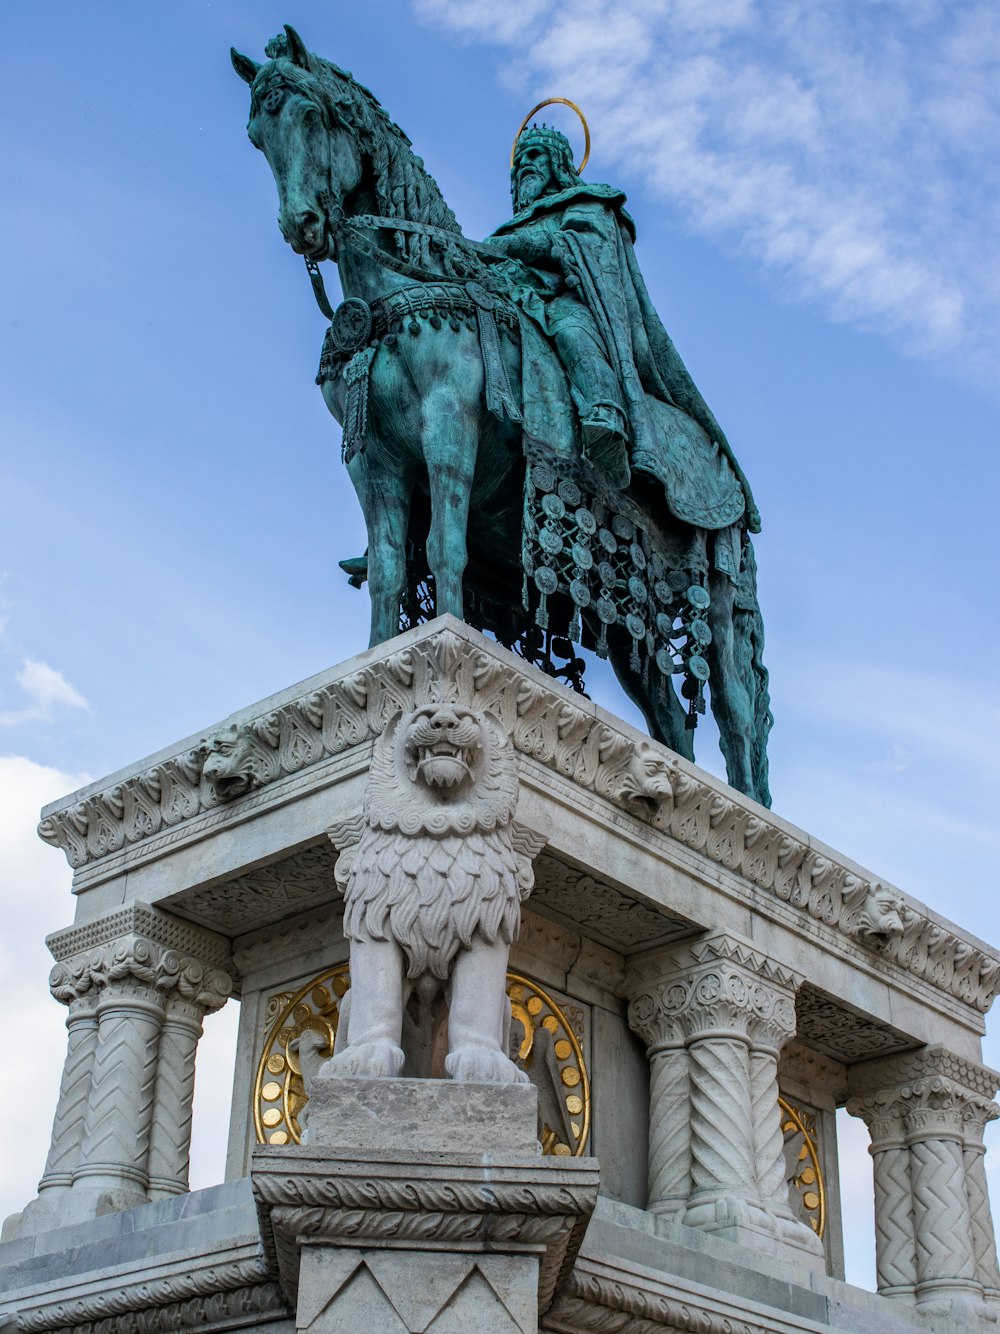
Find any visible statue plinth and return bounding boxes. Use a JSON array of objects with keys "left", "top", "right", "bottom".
[
  {"left": 252, "top": 1078, "right": 598, "bottom": 1331},
  {"left": 7, "top": 619, "right": 1000, "bottom": 1332}
]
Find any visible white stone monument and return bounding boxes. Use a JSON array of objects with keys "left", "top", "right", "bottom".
[{"left": 2, "top": 617, "right": 999, "bottom": 1331}]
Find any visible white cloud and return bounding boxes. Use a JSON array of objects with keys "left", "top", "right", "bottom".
[
  {"left": 416, "top": 0, "right": 1000, "bottom": 381},
  {"left": 0, "top": 757, "right": 90, "bottom": 1226},
  {"left": 0, "top": 658, "right": 90, "bottom": 726}
]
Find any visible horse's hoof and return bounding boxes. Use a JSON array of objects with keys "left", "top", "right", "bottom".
[
  {"left": 328, "top": 1040, "right": 404, "bottom": 1079},
  {"left": 445, "top": 1047, "right": 529, "bottom": 1085}
]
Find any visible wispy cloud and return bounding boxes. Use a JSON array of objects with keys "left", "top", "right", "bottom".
[
  {"left": 0, "top": 658, "right": 91, "bottom": 726},
  {"left": 416, "top": 0, "right": 1000, "bottom": 382}
]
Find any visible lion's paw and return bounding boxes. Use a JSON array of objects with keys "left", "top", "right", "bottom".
[
  {"left": 445, "top": 1046, "right": 530, "bottom": 1085},
  {"left": 329, "top": 1040, "right": 404, "bottom": 1079}
]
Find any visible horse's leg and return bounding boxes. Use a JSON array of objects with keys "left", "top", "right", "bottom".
[
  {"left": 422, "top": 386, "right": 476, "bottom": 620},
  {"left": 348, "top": 454, "right": 414, "bottom": 648},
  {"left": 705, "top": 571, "right": 757, "bottom": 800},
  {"left": 603, "top": 623, "right": 695, "bottom": 761}
]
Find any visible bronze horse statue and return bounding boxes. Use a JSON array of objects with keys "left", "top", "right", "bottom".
[{"left": 233, "top": 26, "right": 772, "bottom": 806}]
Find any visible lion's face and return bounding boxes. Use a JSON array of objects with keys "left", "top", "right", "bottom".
[
  {"left": 402, "top": 706, "right": 485, "bottom": 793},
  {"left": 856, "top": 885, "right": 906, "bottom": 943},
  {"left": 202, "top": 724, "right": 258, "bottom": 798}
]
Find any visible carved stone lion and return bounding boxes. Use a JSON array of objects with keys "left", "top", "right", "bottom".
[
  {"left": 328, "top": 705, "right": 528, "bottom": 1084},
  {"left": 852, "top": 883, "right": 906, "bottom": 944},
  {"left": 616, "top": 741, "right": 674, "bottom": 815},
  {"left": 201, "top": 724, "right": 266, "bottom": 799}
]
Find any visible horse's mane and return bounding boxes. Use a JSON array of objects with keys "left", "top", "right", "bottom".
[{"left": 256, "top": 33, "right": 462, "bottom": 271}]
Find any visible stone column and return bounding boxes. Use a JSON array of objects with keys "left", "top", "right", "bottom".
[
  {"left": 844, "top": 1091, "right": 917, "bottom": 1300},
  {"left": 627, "top": 931, "right": 823, "bottom": 1268},
  {"left": 625, "top": 984, "right": 689, "bottom": 1221},
  {"left": 13, "top": 904, "right": 231, "bottom": 1236},
  {"left": 35, "top": 991, "right": 100, "bottom": 1193},
  {"left": 848, "top": 1045, "right": 1000, "bottom": 1321},
  {"left": 964, "top": 1098, "right": 1000, "bottom": 1307},
  {"left": 147, "top": 965, "right": 230, "bottom": 1198}
]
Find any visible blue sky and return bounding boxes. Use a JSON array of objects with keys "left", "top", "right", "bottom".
[{"left": 2, "top": 1, "right": 999, "bottom": 1289}]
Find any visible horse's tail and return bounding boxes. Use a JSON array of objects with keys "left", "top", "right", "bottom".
[{"left": 733, "top": 536, "right": 773, "bottom": 808}]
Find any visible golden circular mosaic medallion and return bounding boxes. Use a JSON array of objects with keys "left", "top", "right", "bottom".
[
  {"left": 253, "top": 966, "right": 590, "bottom": 1155},
  {"left": 779, "top": 1097, "right": 825, "bottom": 1239}
]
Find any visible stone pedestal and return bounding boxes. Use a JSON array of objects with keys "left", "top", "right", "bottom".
[{"left": 252, "top": 1078, "right": 599, "bottom": 1332}]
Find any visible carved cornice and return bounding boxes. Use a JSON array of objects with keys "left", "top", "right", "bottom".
[
  {"left": 34, "top": 621, "right": 1000, "bottom": 1015},
  {"left": 15, "top": 1256, "right": 285, "bottom": 1333},
  {"left": 46, "top": 904, "right": 232, "bottom": 1009},
  {"left": 252, "top": 1145, "right": 598, "bottom": 1314}
]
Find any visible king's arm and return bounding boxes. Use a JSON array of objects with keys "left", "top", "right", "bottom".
[{"left": 486, "top": 223, "right": 557, "bottom": 266}]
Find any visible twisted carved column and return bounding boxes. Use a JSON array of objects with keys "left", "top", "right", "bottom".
[
  {"left": 35, "top": 990, "right": 100, "bottom": 1193},
  {"left": 848, "top": 1045, "right": 1000, "bottom": 1318},
  {"left": 627, "top": 932, "right": 822, "bottom": 1262},
  {"left": 18, "top": 905, "right": 231, "bottom": 1234},
  {"left": 964, "top": 1099, "right": 1000, "bottom": 1306},
  {"left": 147, "top": 973, "right": 230, "bottom": 1197},
  {"left": 75, "top": 972, "right": 166, "bottom": 1199}
]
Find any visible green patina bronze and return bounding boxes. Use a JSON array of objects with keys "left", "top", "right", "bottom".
[{"left": 232, "top": 25, "right": 772, "bottom": 806}]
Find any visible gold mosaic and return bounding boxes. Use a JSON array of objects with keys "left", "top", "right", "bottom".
[
  {"left": 253, "top": 966, "right": 590, "bottom": 1155},
  {"left": 779, "top": 1097, "right": 825, "bottom": 1238}
]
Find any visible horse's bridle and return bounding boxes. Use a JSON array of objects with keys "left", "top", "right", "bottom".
[{"left": 304, "top": 211, "right": 508, "bottom": 320}]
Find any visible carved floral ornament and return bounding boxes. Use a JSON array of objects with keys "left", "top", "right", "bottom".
[{"left": 34, "top": 629, "right": 1000, "bottom": 1012}]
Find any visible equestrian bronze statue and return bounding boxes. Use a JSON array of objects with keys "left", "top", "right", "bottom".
[{"left": 233, "top": 25, "right": 773, "bottom": 806}]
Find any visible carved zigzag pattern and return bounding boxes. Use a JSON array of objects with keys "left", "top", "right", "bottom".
[
  {"left": 964, "top": 1148, "right": 1000, "bottom": 1289},
  {"left": 909, "top": 1138, "right": 976, "bottom": 1284},
  {"left": 146, "top": 1021, "right": 199, "bottom": 1193},
  {"left": 41, "top": 1015, "right": 98, "bottom": 1183},
  {"left": 647, "top": 1048, "right": 690, "bottom": 1210},
  {"left": 79, "top": 1009, "right": 161, "bottom": 1178},
  {"left": 749, "top": 1051, "right": 785, "bottom": 1207},
  {"left": 688, "top": 1039, "right": 755, "bottom": 1191},
  {"left": 871, "top": 1146, "right": 917, "bottom": 1291}
]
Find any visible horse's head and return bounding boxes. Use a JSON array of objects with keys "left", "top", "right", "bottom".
[{"left": 232, "top": 25, "right": 361, "bottom": 260}]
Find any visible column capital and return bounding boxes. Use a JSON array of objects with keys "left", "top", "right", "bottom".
[
  {"left": 626, "top": 931, "right": 802, "bottom": 1051},
  {"left": 848, "top": 1046, "right": 1000, "bottom": 1142},
  {"left": 47, "top": 903, "right": 232, "bottom": 1013}
]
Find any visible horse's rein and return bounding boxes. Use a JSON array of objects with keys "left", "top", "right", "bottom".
[{"left": 303, "top": 211, "right": 507, "bottom": 320}]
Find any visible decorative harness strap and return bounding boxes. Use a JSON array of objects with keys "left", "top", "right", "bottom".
[{"left": 312, "top": 217, "right": 523, "bottom": 461}]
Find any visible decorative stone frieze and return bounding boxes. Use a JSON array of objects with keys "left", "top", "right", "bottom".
[
  {"left": 16, "top": 906, "right": 232, "bottom": 1235},
  {"left": 35, "top": 624, "right": 1000, "bottom": 1018},
  {"left": 253, "top": 1145, "right": 599, "bottom": 1324},
  {"left": 847, "top": 1045, "right": 1000, "bottom": 1318},
  {"left": 626, "top": 932, "right": 822, "bottom": 1265},
  {"left": 14, "top": 1254, "right": 285, "bottom": 1333}
]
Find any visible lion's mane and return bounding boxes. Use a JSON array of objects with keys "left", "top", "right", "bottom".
[{"left": 342, "top": 707, "right": 521, "bottom": 980}]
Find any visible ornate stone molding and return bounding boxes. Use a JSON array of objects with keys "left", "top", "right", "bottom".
[
  {"left": 626, "top": 933, "right": 802, "bottom": 1050},
  {"left": 15, "top": 1255, "right": 286, "bottom": 1333},
  {"left": 47, "top": 904, "right": 232, "bottom": 1009},
  {"left": 35, "top": 622, "right": 1000, "bottom": 1014},
  {"left": 543, "top": 1261, "right": 777, "bottom": 1334},
  {"left": 252, "top": 1145, "right": 599, "bottom": 1315}
]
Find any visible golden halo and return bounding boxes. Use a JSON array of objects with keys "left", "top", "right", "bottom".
[{"left": 511, "top": 97, "right": 590, "bottom": 174}]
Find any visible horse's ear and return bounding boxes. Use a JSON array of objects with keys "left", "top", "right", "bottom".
[
  {"left": 231, "top": 48, "right": 261, "bottom": 85},
  {"left": 283, "top": 24, "right": 311, "bottom": 69}
]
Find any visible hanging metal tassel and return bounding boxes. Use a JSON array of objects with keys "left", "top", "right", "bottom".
[
  {"left": 596, "top": 621, "right": 609, "bottom": 659},
  {"left": 342, "top": 346, "right": 376, "bottom": 463}
]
